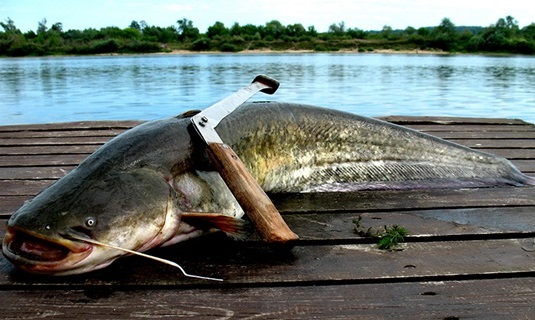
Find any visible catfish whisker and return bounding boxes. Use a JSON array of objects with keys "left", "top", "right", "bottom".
[{"left": 65, "top": 232, "right": 223, "bottom": 281}]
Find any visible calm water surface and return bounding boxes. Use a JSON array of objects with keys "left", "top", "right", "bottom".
[{"left": 1, "top": 53, "right": 534, "bottom": 125}]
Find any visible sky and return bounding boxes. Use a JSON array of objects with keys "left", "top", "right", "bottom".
[{"left": 1, "top": 0, "right": 534, "bottom": 34}]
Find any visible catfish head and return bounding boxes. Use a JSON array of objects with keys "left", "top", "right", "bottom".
[{"left": 3, "top": 167, "right": 184, "bottom": 275}]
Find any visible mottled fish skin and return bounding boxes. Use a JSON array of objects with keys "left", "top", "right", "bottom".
[
  {"left": 3, "top": 101, "right": 533, "bottom": 275},
  {"left": 218, "top": 102, "right": 534, "bottom": 192}
]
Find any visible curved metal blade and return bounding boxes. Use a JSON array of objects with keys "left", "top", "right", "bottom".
[{"left": 191, "top": 75, "right": 279, "bottom": 143}]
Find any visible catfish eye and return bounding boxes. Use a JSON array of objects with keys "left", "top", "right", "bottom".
[{"left": 85, "top": 217, "right": 97, "bottom": 228}]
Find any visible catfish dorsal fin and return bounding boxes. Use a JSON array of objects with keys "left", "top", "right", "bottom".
[
  {"left": 181, "top": 213, "right": 250, "bottom": 240},
  {"left": 176, "top": 110, "right": 201, "bottom": 119}
]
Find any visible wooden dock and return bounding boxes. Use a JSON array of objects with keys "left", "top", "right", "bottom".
[{"left": 1, "top": 116, "right": 535, "bottom": 319}]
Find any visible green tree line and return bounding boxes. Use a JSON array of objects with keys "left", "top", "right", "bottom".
[{"left": 1, "top": 16, "right": 534, "bottom": 56}]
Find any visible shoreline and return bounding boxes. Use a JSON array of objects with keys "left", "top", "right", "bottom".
[
  {"left": 119, "top": 48, "right": 521, "bottom": 57},
  {"left": 156, "top": 48, "right": 451, "bottom": 55},
  {"left": 5, "top": 48, "right": 526, "bottom": 59}
]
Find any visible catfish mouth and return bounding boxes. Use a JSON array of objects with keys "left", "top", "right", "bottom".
[{"left": 2, "top": 226, "right": 93, "bottom": 274}]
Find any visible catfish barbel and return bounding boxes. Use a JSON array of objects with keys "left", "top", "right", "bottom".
[{"left": 3, "top": 102, "right": 534, "bottom": 275}]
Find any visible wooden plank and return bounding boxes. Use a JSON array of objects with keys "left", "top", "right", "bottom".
[
  {"left": 3, "top": 201, "right": 534, "bottom": 241},
  {"left": 0, "top": 129, "right": 125, "bottom": 139},
  {"left": 429, "top": 131, "right": 535, "bottom": 139},
  {"left": 447, "top": 139, "right": 535, "bottom": 149},
  {"left": 1, "top": 278, "right": 534, "bottom": 319},
  {"left": 2, "top": 182, "right": 534, "bottom": 210},
  {"left": 380, "top": 115, "right": 532, "bottom": 125},
  {"left": 0, "top": 136, "right": 112, "bottom": 146},
  {"left": 512, "top": 160, "right": 535, "bottom": 173},
  {"left": 272, "top": 188, "right": 535, "bottom": 213},
  {"left": 285, "top": 206, "right": 535, "bottom": 240},
  {"left": 0, "top": 145, "right": 99, "bottom": 155},
  {"left": 400, "top": 124, "right": 535, "bottom": 133},
  {"left": 0, "top": 121, "right": 142, "bottom": 132},
  {"left": 74, "top": 237, "right": 534, "bottom": 283},
  {"left": 16, "top": 116, "right": 527, "bottom": 133},
  {"left": 0, "top": 129, "right": 128, "bottom": 139},
  {"left": 2, "top": 182, "right": 534, "bottom": 209},
  {"left": 0, "top": 166, "right": 75, "bottom": 180},
  {"left": 0, "top": 180, "right": 55, "bottom": 196},
  {"left": 1, "top": 231, "right": 534, "bottom": 286},
  {"left": 477, "top": 148, "right": 535, "bottom": 159},
  {"left": 3, "top": 200, "right": 534, "bottom": 238},
  {"left": 0, "top": 196, "right": 31, "bottom": 216},
  {"left": 0, "top": 154, "right": 88, "bottom": 167}
]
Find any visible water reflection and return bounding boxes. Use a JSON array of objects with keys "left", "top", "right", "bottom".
[
  {"left": 2, "top": 61, "right": 23, "bottom": 97},
  {"left": 39, "top": 59, "right": 68, "bottom": 97},
  {"left": 0, "top": 53, "right": 534, "bottom": 125},
  {"left": 485, "top": 65, "right": 517, "bottom": 90},
  {"left": 436, "top": 65, "right": 455, "bottom": 80}
]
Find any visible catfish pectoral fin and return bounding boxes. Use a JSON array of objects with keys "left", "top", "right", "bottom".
[{"left": 181, "top": 213, "right": 251, "bottom": 240}]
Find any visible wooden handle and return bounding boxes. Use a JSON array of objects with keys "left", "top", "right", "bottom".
[{"left": 206, "top": 142, "right": 299, "bottom": 244}]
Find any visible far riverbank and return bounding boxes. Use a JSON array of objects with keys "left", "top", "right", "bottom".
[{"left": 155, "top": 48, "right": 451, "bottom": 55}]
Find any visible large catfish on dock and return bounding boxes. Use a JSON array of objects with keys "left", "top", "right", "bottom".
[{"left": 3, "top": 102, "right": 534, "bottom": 275}]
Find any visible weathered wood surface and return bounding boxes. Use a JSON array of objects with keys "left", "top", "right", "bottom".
[{"left": 1, "top": 116, "right": 535, "bottom": 319}]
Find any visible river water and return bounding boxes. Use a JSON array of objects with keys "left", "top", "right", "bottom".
[{"left": 1, "top": 53, "right": 534, "bottom": 125}]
